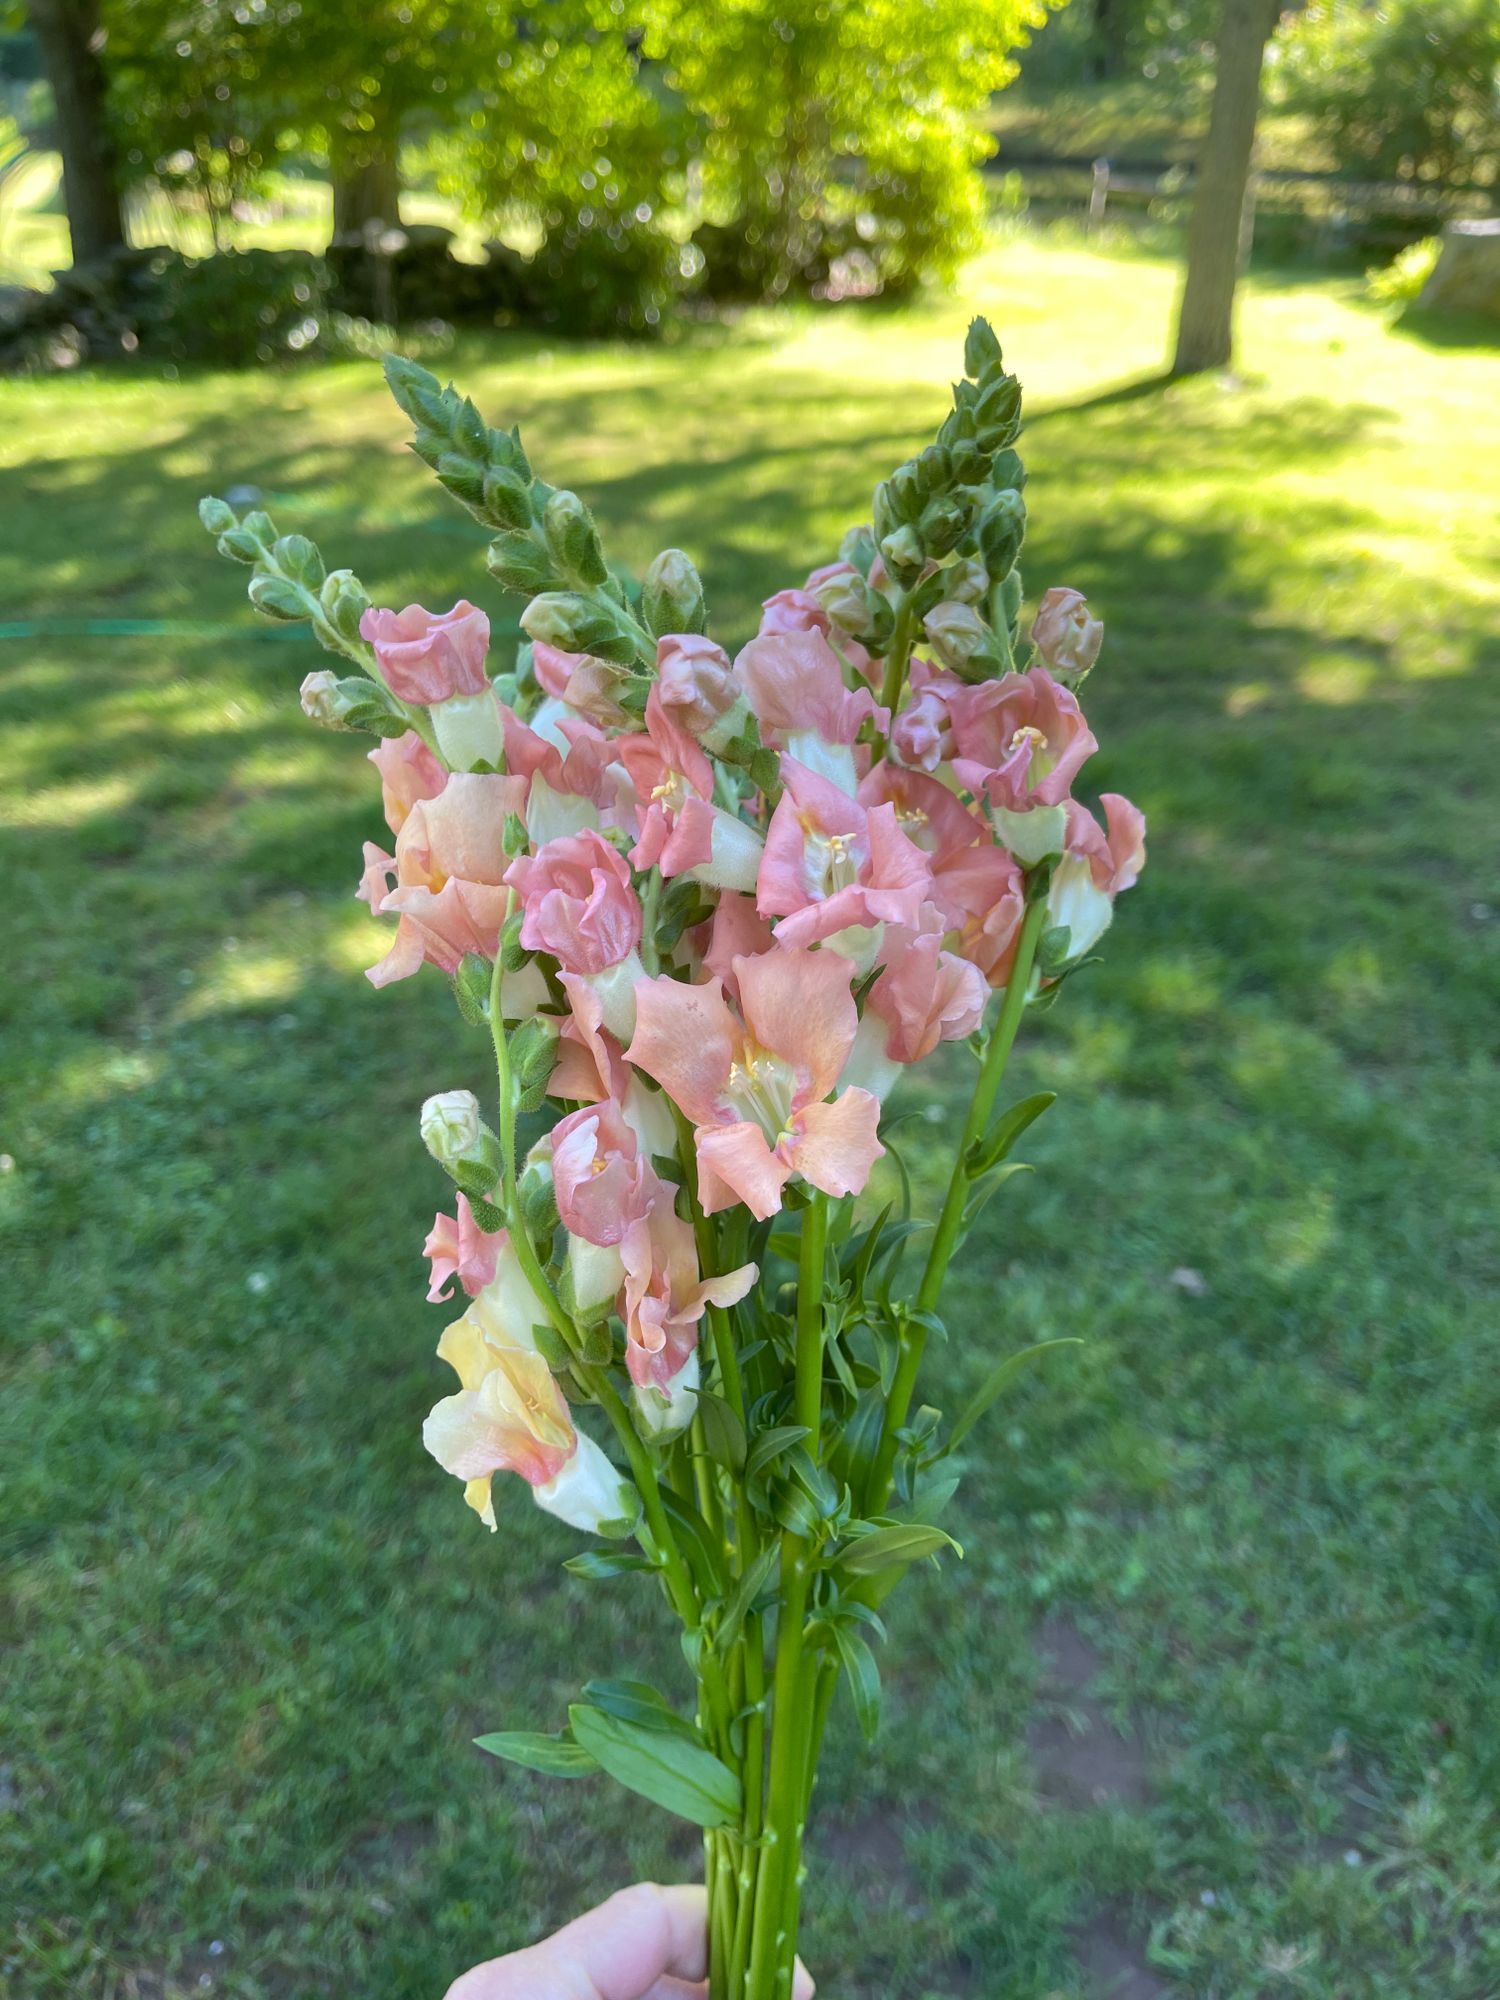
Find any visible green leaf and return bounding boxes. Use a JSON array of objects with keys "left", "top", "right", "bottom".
[
  {"left": 566, "top": 1705, "right": 741, "bottom": 1828},
  {"left": 745, "top": 1425, "right": 811, "bottom": 1480},
  {"left": 581, "top": 1679, "right": 702, "bottom": 1744},
  {"left": 837, "top": 1522, "right": 962, "bottom": 1576},
  {"left": 714, "top": 1541, "right": 780, "bottom": 1653},
  {"left": 564, "top": 1549, "right": 657, "bottom": 1580},
  {"left": 696, "top": 1391, "right": 747, "bottom": 1475},
  {"left": 944, "top": 1339, "right": 1082, "bottom": 1454},
  {"left": 966, "top": 1091, "right": 1056, "bottom": 1178},
  {"left": 962, "top": 1160, "right": 1033, "bottom": 1229},
  {"left": 659, "top": 1488, "right": 728, "bottom": 1597},
  {"left": 833, "top": 1626, "right": 883, "bottom": 1742},
  {"left": 473, "top": 1730, "right": 597, "bottom": 1777}
]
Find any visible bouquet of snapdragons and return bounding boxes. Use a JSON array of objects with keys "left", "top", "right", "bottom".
[{"left": 202, "top": 319, "right": 1143, "bottom": 1999}]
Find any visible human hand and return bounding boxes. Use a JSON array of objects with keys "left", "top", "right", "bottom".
[{"left": 444, "top": 1882, "right": 815, "bottom": 1999}]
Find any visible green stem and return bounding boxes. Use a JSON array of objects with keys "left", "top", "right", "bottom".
[
  {"left": 867, "top": 891, "right": 1049, "bottom": 1508},
  {"left": 875, "top": 594, "right": 917, "bottom": 756},
  {"left": 793, "top": 1195, "right": 828, "bottom": 1438}
]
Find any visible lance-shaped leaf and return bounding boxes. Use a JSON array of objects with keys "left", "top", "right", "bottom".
[
  {"left": 567, "top": 1704, "right": 742, "bottom": 1829},
  {"left": 696, "top": 1390, "right": 747, "bottom": 1475},
  {"left": 833, "top": 1625, "right": 883, "bottom": 1743},
  {"left": 836, "top": 1521, "right": 962, "bottom": 1577},
  {"left": 581, "top": 1679, "right": 703, "bottom": 1743},
  {"left": 473, "top": 1730, "right": 598, "bottom": 1778},
  {"left": 966, "top": 1091, "right": 1057, "bottom": 1178},
  {"left": 944, "top": 1339, "right": 1082, "bottom": 1456},
  {"left": 714, "top": 1541, "right": 780, "bottom": 1654},
  {"left": 564, "top": 1549, "right": 659, "bottom": 1581}
]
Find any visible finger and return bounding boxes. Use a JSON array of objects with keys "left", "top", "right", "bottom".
[
  {"left": 541, "top": 1882, "right": 708, "bottom": 2000},
  {"left": 639, "top": 1980, "right": 707, "bottom": 2000},
  {"left": 793, "top": 1957, "right": 816, "bottom": 1999}
]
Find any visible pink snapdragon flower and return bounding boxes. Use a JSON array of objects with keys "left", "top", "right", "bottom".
[
  {"left": 757, "top": 757, "right": 931, "bottom": 964},
  {"left": 627, "top": 945, "right": 884, "bottom": 1219},
  {"left": 423, "top": 1195, "right": 507, "bottom": 1303},
  {"left": 618, "top": 688, "right": 763, "bottom": 890},
  {"left": 696, "top": 893, "right": 775, "bottom": 1001},
  {"left": 868, "top": 922, "right": 988, "bottom": 1063},
  {"left": 500, "top": 708, "right": 630, "bottom": 841},
  {"left": 1045, "top": 794, "right": 1147, "bottom": 958},
  {"left": 551, "top": 1100, "right": 656, "bottom": 1249},
  {"left": 948, "top": 666, "right": 1097, "bottom": 862},
  {"left": 532, "top": 641, "right": 633, "bottom": 730},
  {"left": 620, "top": 1196, "right": 757, "bottom": 1387},
  {"left": 734, "top": 629, "right": 886, "bottom": 788},
  {"left": 857, "top": 762, "right": 986, "bottom": 930},
  {"left": 368, "top": 731, "right": 447, "bottom": 835},
  {"left": 424, "top": 1303, "right": 626, "bottom": 1534},
  {"left": 1031, "top": 587, "right": 1104, "bottom": 682},
  {"left": 360, "top": 600, "right": 492, "bottom": 705},
  {"left": 942, "top": 843, "right": 1029, "bottom": 988},
  {"left": 358, "top": 772, "right": 525, "bottom": 987},
  {"left": 656, "top": 634, "right": 744, "bottom": 742},
  {"left": 506, "top": 829, "right": 641, "bottom": 976}
]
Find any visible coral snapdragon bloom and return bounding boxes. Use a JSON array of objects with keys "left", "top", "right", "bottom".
[
  {"left": 532, "top": 641, "right": 634, "bottom": 730},
  {"left": 627, "top": 945, "right": 883, "bottom": 1219},
  {"left": 857, "top": 761, "right": 986, "bottom": 930},
  {"left": 368, "top": 731, "right": 447, "bottom": 835},
  {"left": 506, "top": 828, "right": 641, "bottom": 976},
  {"left": 889, "top": 660, "right": 964, "bottom": 773},
  {"left": 620, "top": 1198, "right": 757, "bottom": 1389},
  {"left": 551, "top": 1100, "right": 656, "bottom": 1250},
  {"left": 423, "top": 1194, "right": 507, "bottom": 1303},
  {"left": 618, "top": 688, "right": 762, "bottom": 890},
  {"left": 867, "top": 922, "right": 988, "bottom": 1064},
  {"left": 1046, "top": 794, "right": 1147, "bottom": 958},
  {"left": 656, "top": 634, "right": 742, "bottom": 740},
  {"left": 758, "top": 758, "right": 932, "bottom": 963},
  {"left": 940, "top": 843, "right": 1029, "bottom": 988},
  {"left": 358, "top": 772, "right": 526, "bottom": 987},
  {"left": 734, "top": 628, "right": 886, "bottom": 786},
  {"left": 948, "top": 666, "right": 1097, "bottom": 814},
  {"left": 360, "top": 599, "right": 491, "bottom": 705}
]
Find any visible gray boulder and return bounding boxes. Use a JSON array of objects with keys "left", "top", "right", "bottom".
[{"left": 1419, "top": 218, "right": 1500, "bottom": 319}]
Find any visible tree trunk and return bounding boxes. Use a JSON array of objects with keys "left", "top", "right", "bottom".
[
  {"left": 330, "top": 132, "right": 401, "bottom": 241},
  {"left": 1090, "top": 0, "right": 1133, "bottom": 82},
  {"left": 1171, "top": 0, "right": 1278, "bottom": 377},
  {"left": 26, "top": 0, "right": 126, "bottom": 265}
]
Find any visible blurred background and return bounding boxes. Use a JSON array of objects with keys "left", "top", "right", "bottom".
[{"left": 2, "top": 2, "right": 1497, "bottom": 1996}]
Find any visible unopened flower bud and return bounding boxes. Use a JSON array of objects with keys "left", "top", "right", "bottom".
[
  {"left": 482, "top": 465, "right": 533, "bottom": 531},
  {"left": 272, "top": 534, "right": 325, "bottom": 592},
  {"left": 964, "top": 316, "right": 1004, "bottom": 380},
  {"left": 509, "top": 1016, "right": 559, "bottom": 1112},
  {"left": 812, "top": 570, "right": 890, "bottom": 646},
  {"left": 452, "top": 953, "right": 493, "bottom": 1026},
  {"left": 918, "top": 494, "right": 968, "bottom": 559},
  {"left": 248, "top": 572, "right": 308, "bottom": 622},
  {"left": 635, "top": 1350, "right": 700, "bottom": 1440},
  {"left": 518, "top": 1155, "right": 559, "bottom": 1240},
  {"left": 420, "top": 1089, "right": 503, "bottom": 1196},
  {"left": 838, "top": 523, "right": 879, "bottom": 578},
  {"left": 944, "top": 556, "right": 989, "bottom": 605},
  {"left": 1031, "top": 586, "right": 1104, "bottom": 682},
  {"left": 542, "top": 490, "right": 609, "bottom": 588},
  {"left": 520, "top": 591, "right": 634, "bottom": 665},
  {"left": 198, "top": 495, "right": 237, "bottom": 536},
  {"left": 922, "top": 600, "right": 989, "bottom": 673},
  {"left": 298, "top": 670, "right": 406, "bottom": 737},
  {"left": 319, "top": 569, "right": 371, "bottom": 646},
  {"left": 878, "top": 524, "right": 925, "bottom": 586},
  {"left": 642, "top": 548, "right": 707, "bottom": 638},
  {"left": 502, "top": 812, "right": 530, "bottom": 858},
  {"left": 486, "top": 532, "right": 557, "bottom": 595},
  {"left": 978, "top": 489, "right": 1027, "bottom": 577}
]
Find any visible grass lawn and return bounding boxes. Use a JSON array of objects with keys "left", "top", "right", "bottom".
[{"left": 3, "top": 236, "right": 1499, "bottom": 1999}]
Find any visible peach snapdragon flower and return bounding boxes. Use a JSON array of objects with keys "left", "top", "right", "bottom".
[
  {"left": 757, "top": 757, "right": 931, "bottom": 966},
  {"left": 617, "top": 688, "right": 762, "bottom": 891},
  {"left": 1045, "top": 794, "right": 1147, "bottom": 958},
  {"left": 948, "top": 666, "right": 1098, "bottom": 864},
  {"left": 358, "top": 772, "right": 526, "bottom": 987},
  {"left": 627, "top": 945, "right": 883, "bottom": 1219}
]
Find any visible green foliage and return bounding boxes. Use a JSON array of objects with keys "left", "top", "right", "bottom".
[
  {"left": 1275, "top": 0, "right": 1500, "bottom": 191},
  {"left": 643, "top": 0, "right": 1059, "bottom": 298},
  {"left": 1367, "top": 234, "right": 1442, "bottom": 310}
]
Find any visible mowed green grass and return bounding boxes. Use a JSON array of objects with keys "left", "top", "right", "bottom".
[{"left": 3, "top": 238, "right": 1498, "bottom": 1999}]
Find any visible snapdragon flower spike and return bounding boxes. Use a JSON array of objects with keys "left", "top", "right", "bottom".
[
  {"left": 358, "top": 771, "right": 525, "bottom": 987},
  {"left": 627, "top": 944, "right": 883, "bottom": 1219},
  {"left": 758, "top": 758, "right": 932, "bottom": 968},
  {"left": 618, "top": 687, "right": 762, "bottom": 892},
  {"left": 1045, "top": 794, "right": 1147, "bottom": 959},
  {"left": 505, "top": 828, "right": 645, "bottom": 1039},
  {"left": 734, "top": 628, "right": 887, "bottom": 792}
]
